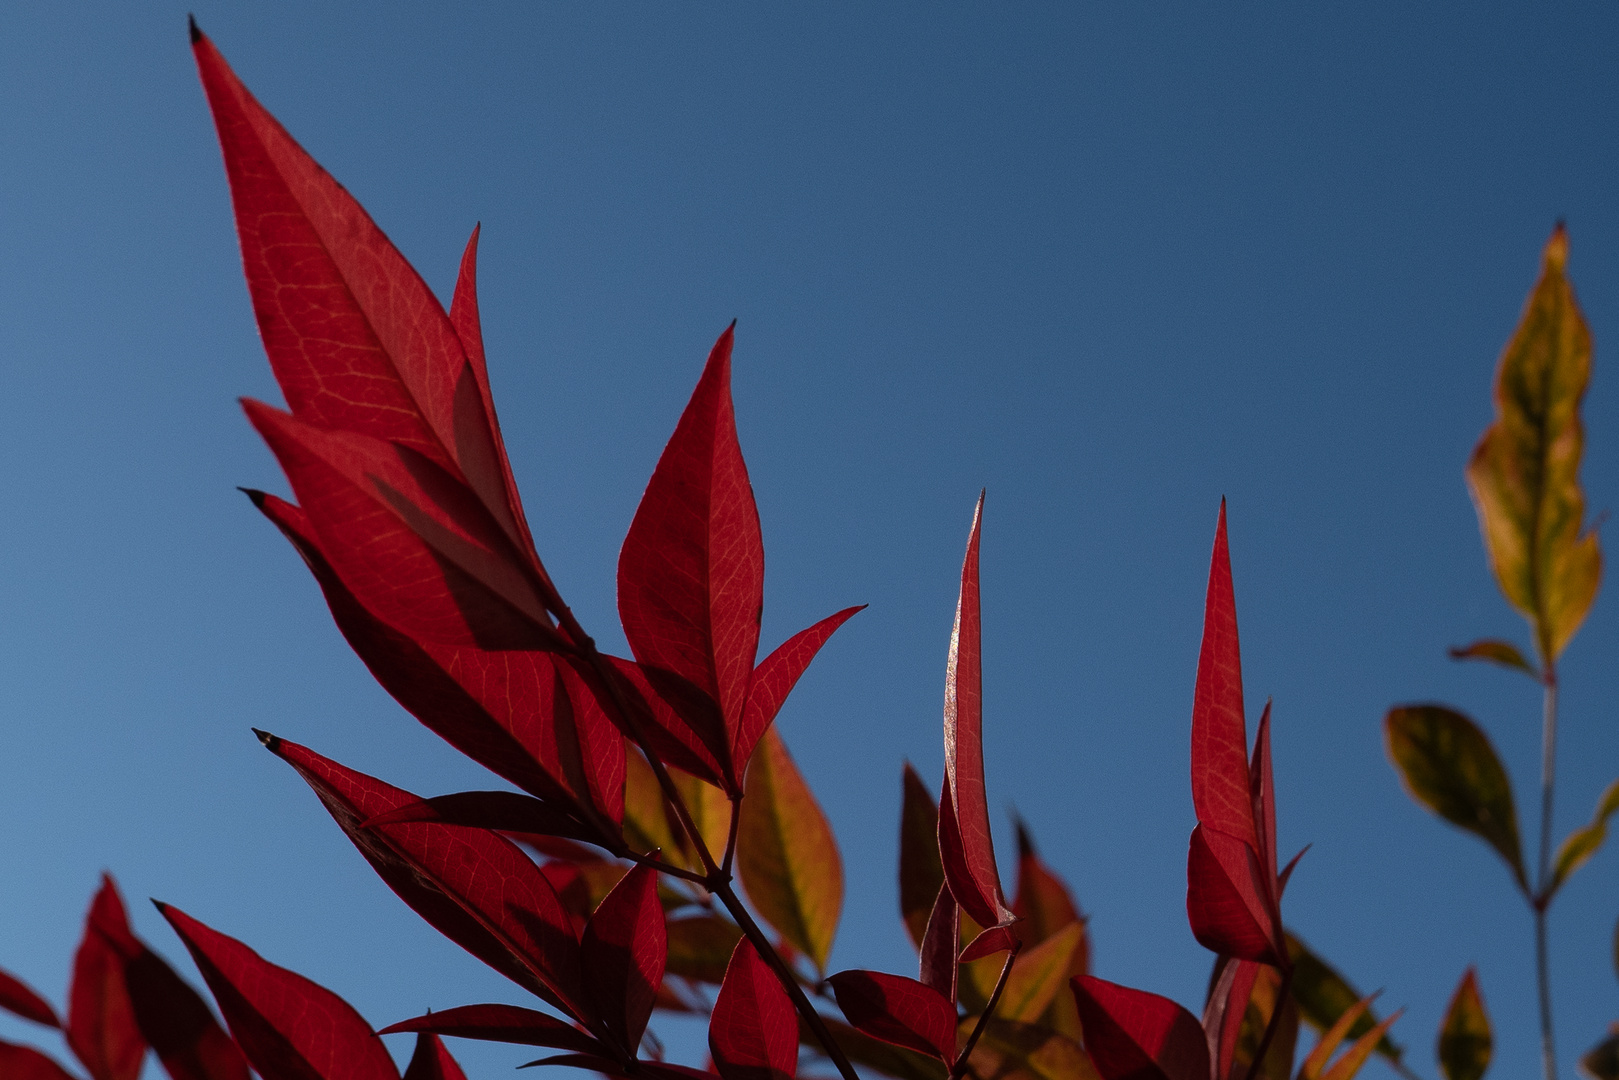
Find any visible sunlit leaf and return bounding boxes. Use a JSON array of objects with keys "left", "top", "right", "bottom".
[
  {"left": 1384, "top": 705, "right": 1527, "bottom": 893},
  {"left": 1466, "top": 225, "right": 1602, "bottom": 664},
  {"left": 709, "top": 939, "right": 797, "bottom": 1080},
  {"left": 737, "top": 729, "right": 843, "bottom": 975},
  {"left": 1319, "top": 1012, "right": 1401, "bottom": 1080},
  {"left": 963, "top": 923, "right": 1084, "bottom": 1025},
  {"left": 1437, "top": 969, "right": 1490, "bottom": 1080},
  {"left": 1299, "top": 993, "right": 1375, "bottom": 1080},
  {"left": 1447, "top": 640, "right": 1539, "bottom": 678},
  {"left": 1550, "top": 778, "right": 1619, "bottom": 895}
]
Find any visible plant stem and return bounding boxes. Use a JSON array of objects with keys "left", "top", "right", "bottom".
[
  {"left": 1535, "top": 673, "right": 1560, "bottom": 1080},
  {"left": 952, "top": 941, "right": 1022, "bottom": 1080},
  {"left": 1243, "top": 967, "right": 1293, "bottom": 1080}
]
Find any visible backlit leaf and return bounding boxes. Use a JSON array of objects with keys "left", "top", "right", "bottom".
[
  {"left": 900, "top": 766, "right": 945, "bottom": 950},
  {"left": 1447, "top": 640, "right": 1538, "bottom": 678},
  {"left": 709, "top": 939, "right": 798, "bottom": 1080},
  {"left": 1229, "top": 963, "right": 1297, "bottom": 1080},
  {"left": 827, "top": 970, "right": 957, "bottom": 1063},
  {"left": 1550, "top": 778, "right": 1619, "bottom": 895},
  {"left": 737, "top": 728, "right": 843, "bottom": 975},
  {"left": 1384, "top": 706, "right": 1527, "bottom": 893},
  {"left": 403, "top": 1034, "right": 468, "bottom": 1080},
  {"left": 963, "top": 923, "right": 1083, "bottom": 1024},
  {"left": 67, "top": 877, "right": 145, "bottom": 1080},
  {"left": 1011, "top": 820, "right": 1085, "bottom": 951},
  {"left": 0, "top": 967, "right": 59, "bottom": 1028},
  {"left": 158, "top": 904, "right": 400, "bottom": 1080},
  {"left": 1069, "top": 976, "right": 1208, "bottom": 1080},
  {"left": 1320, "top": 1013, "right": 1401, "bottom": 1080},
  {"left": 1299, "top": 994, "right": 1375, "bottom": 1080},
  {"left": 1437, "top": 969, "right": 1491, "bottom": 1080},
  {"left": 736, "top": 607, "right": 864, "bottom": 776},
  {"left": 1202, "top": 958, "right": 1260, "bottom": 1080},
  {"left": 581, "top": 864, "right": 666, "bottom": 1051},
  {"left": 1466, "top": 225, "right": 1602, "bottom": 664}
]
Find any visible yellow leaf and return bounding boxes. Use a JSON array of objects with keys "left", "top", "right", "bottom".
[
  {"left": 670, "top": 765, "right": 733, "bottom": 867},
  {"left": 961, "top": 1018, "right": 1099, "bottom": 1080},
  {"left": 1550, "top": 778, "right": 1619, "bottom": 895},
  {"left": 1466, "top": 225, "right": 1602, "bottom": 664},
  {"left": 963, "top": 922, "right": 1085, "bottom": 1024},
  {"left": 1437, "top": 968, "right": 1491, "bottom": 1080},
  {"left": 736, "top": 727, "right": 843, "bottom": 974}
]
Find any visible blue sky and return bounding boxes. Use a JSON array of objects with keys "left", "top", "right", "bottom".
[{"left": 3, "top": 3, "right": 1619, "bottom": 1078}]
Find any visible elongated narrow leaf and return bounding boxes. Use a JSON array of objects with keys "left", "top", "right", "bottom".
[
  {"left": 68, "top": 877, "right": 145, "bottom": 1080},
  {"left": 1467, "top": 226, "right": 1601, "bottom": 663},
  {"left": 709, "top": 939, "right": 797, "bottom": 1080},
  {"left": 827, "top": 971, "right": 957, "bottom": 1063},
  {"left": 158, "top": 904, "right": 399, "bottom": 1080},
  {"left": 900, "top": 766, "right": 945, "bottom": 950},
  {"left": 918, "top": 886, "right": 958, "bottom": 1005},
  {"left": 364, "top": 791, "right": 603, "bottom": 845},
  {"left": 941, "top": 494, "right": 1011, "bottom": 931},
  {"left": 1187, "top": 825, "right": 1276, "bottom": 964},
  {"left": 260, "top": 733, "right": 585, "bottom": 1016},
  {"left": 1069, "top": 976, "right": 1209, "bottom": 1080},
  {"left": 379, "top": 1005, "right": 604, "bottom": 1055},
  {"left": 0, "top": 1040, "right": 81, "bottom": 1080},
  {"left": 1300, "top": 994, "right": 1375, "bottom": 1080},
  {"left": 958, "top": 1018, "right": 1098, "bottom": 1080},
  {"left": 1192, "top": 502, "right": 1258, "bottom": 853},
  {"left": 1437, "top": 969, "right": 1490, "bottom": 1080},
  {"left": 249, "top": 493, "right": 620, "bottom": 836},
  {"left": 1320, "top": 1013, "right": 1401, "bottom": 1080},
  {"left": 121, "top": 942, "right": 250, "bottom": 1080},
  {"left": 964, "top": 922, "right": 1083, "bottom": 1024},
  {"left": 404, "top": 1035, "right": 468, "bottom": 1080},
  {"left": 1551, "top": 778, "right": 1619, "bottom": 895},
  {"left": 736, "top": 607, "right": 863, "bottom": 774},
  {"left": 1229, "top": 963, "right": 1297, "bottom": 1080},
  {"left": 736, "top": 728, "right": 843, "bottom": 975},
  {"left": 581, "top": 864, "right": 665, "bottom": 1052},
  {"left": 1384, "top": 706, "right": 1526, "bottom": 892},
  {"left": 1285, "top": 933, "right": 1404, "bottom": 1065},
  {"left": 804, "top": 1017, "right": 947, "bottom": 1080},
  {"left": 666, "top": 916, "right": 745, "bottom": 985},
  {"left": 0, "top": 968, "right": 59, "bottom": 1028},
  {"left": 1011, "top": 819, "right": 1084, "bottom": 950},
  {"left": 618, "top": 325, "right": 763, "bottom": 779},
  {"left": 1202, "top": 958, "right": 1261, "bottom": 1080},
  {"left": 1447, "top": 640, "right": 1538, "bottom": 677}
]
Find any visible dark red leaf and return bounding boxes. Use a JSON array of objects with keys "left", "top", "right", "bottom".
[
  {"left": 959, "top": 925, "right": 1018, "bottom": 963},
  {"left": 708, "top": 939, "right": 797, "bottom": 1080},
  {"left": 380, "top": 1005, "right": 603, "bottom": 1055},
  {"left": 244, "top": 400, "right": 559, "bottom": 651},
  {"left": 249, "top": 492, "right": 619, "bottom": 836},
  {"left": 618, "top": 325, "right": 763, "bottom": 780},
  {"left": 157, "top": 903, "right": 399, "bottom": 1080},
  {"left": 122, "top": 942, "right": 250, "bottom": 1080},
  {"left": 518, "top": 1054, "right": 719, "bottom": 1080},
  {"left": 0, "top": 967, "right": 59, "bottom": 1028},
  {"left": 917, "top": 886, "right": 958, "bottom": 1005},
  {"left": 899, "top": 765, "right": 945, "bottom": 951},
  {"left": 735, "top": 607, "right": 863, "bottom": 773},
  {"left": 1070, "top": 975, "right": 1209, "bottom": 1080},
  {"left": 606, "top": 656, "right": 731, "bottom": 791},
  {"left": 364, "top": 792, "right": 604, "bottom": 846},
  {"left": 0, "top": 1040, "right": 81, "bottom": 1080},
  {"left": 938, "top": 780, "right": 999, "bottom": 933},
  {"left": 1248, "top": 703, "right": 1278, "bottom": 896},
  {"left": 403, "top": 1034, "right": 467, "bottom": 1080},
  {"left": 940, "top": 495, "right": 1011, "bottom": 931},
  {"left": 67, "top": 877, "right": 145, "bottom": 1080},
  {"left": 1011, "top": 819, "right": 1086, "bottom": 965},
  {"left": 1201, "top": 958, "right": 1261, "bottom": 1080},
  {"left": 1187, "top": 825, "right": 1277, "bottom": 965},
  {"left": 581, "top": 864, "right": 666, "bottom": 1051},
  {"left": 260, "top": 733, "right": 586, "bottom": 1018},
  {"left": 826, "top": 970, "right": 956, "bottom": 1064}
]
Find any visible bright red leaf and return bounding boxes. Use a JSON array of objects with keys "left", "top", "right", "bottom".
[
  {"left": 617, "top": 324, "right": 763, "bottom": 792},
  {"left": 158, "top": 903, "right": 400, "bottom": 1080},
  {"left": 67, "top": 877, "right": 145, "bottom": 1080},
  {"left": 403, "top": 1034, "right": 468, "bottom": 1080},
  {"left": 939, "top": 495, "right": 1012, "bottom": 933},
  {"left": 380, "top": 1004, "right": 604, "bottom": 1055},
  {"left": 917, "top": 885, "right": 958, "bottom": 1005},
  {"left": 1070, "top": 975, "right": 1209, "bottom": 1080},
  {"left": 826, "top": 970, "right": 957, "bottom": 1064},
  {"left": 580, "top": 864, "right": 666, "bottom": 1053},
  {"left": 0, "top": 967, "right": 59, "bottom": 1028},
  {"left": 708, "top": 939, "right": 797, "bottom": 1080},
  {"left": 1202, "top": 957, "right": 1262, "bottom": 1080},
  {"left": 735, "top": 606, "right": 863, "bottom": 775}
]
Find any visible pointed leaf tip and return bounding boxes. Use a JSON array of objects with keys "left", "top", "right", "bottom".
[
  {"left": 251, "top": 729, "right": 279, "bottom": 751},
  {"left": 1437, "top": 968, "right": 1491, "bottom": 1080},
  {"left": 188, "top": 15, "right": 201, "bottom": 43}
]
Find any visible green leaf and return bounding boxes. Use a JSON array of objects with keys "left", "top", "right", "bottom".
[
  {"left": 1549, "top": 779, "right": 1619, "bottom": 896},
  {"left": 1447, "top": 639, "right": 1539, "bottom": 678},
  {"left": 1437, "top": 968, "right": 1491, "bottom": 1080},
  {"left": 1384, "top": 705, "right": 1528, "bottom": 894},
  {"left": 1286, "top": 932, "right": 1405, "bottom": 1065},
  {"left": 1466, "top": 225, "right": 1602, "bottom": 664},
  {"left": 736, "top": 727, "right": 843, "bottom": 974}
]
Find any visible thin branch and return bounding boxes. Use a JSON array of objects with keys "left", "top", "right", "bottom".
[
  {"left": 952, "top": 940, "right": 1022, "bottom": 1080},
  {"left": 1535, "top": 672, "right": 1560, "bottom": 1080},
  {"left": 625, "top": 853, "right": 707, "bottom": 886},
  {"left": 723, "top": 795, "right": 743, "bottom": 876}
]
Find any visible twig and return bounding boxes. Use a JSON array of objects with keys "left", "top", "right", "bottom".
[{"left": 951, "top": 940, "right": 1022, "bottom": 1080}]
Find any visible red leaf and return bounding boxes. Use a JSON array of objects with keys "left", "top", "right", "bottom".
[
  {"left": 519, "top": 1054, "right": 719, "bottom": 1080},
  {"left": 1201, "top": 958, "right": 1261, "bottom": 1080},
  {"left": 0, "top": 967, "right": 59, "bottom": 1028},
  {"left": 244, "top": 400, "right": 559, "bottom": 651},
  {"left": 708, "top": 939, "right": 798, "bottom": 1080},
  {"left": 618, "top": 325, "right": 763, "bottom": 778},
  {"left": 403, "top": 1034, "right": 467, "bottom": 1080},
  {"left": 941, "top": 495, "right": 1010, "bottom": 931},
  {"left": 250, "top": 492, "right": 618, "bottom": 833},
  {"left": 260, "top": 733, "right": 586, "bottom": 1018},
  {"left": 1248, "top": 703, "right": 1279, "bottom": 899},
  {"left": 1192, "top": 502, "right": 1258, "bottom": 852},
  {"left": 67, "top": 877, "right": 145, "bottom": 1080},
  {"left": 959, "top": 925, "right": 1018, "bottom": 963},
  {"left": 606, "top": 656, "right": 731, "bottom": 791},
  {"left": 363, "top": 792, "right": 607, "bottom": 846},
  {"left": 735, "top": 606, "right": 863, "bottom": 774},
  {"left": 121, "top": 941, "right": 251, "bottom": 1080},
  {"left": 826, "top": 970, "right": 956, "bottom": 1064},
  {"left": 917, "top": 885, "right": 958, "bottom": 1005},
  {"left": 0, "top": 1040, "right": 81, "bottom": 1080},
  {"left": 938, "top": 780, "right": 999, "bottom": 933},
  {"left": 1186, "top": 825, "right": 1278, "bottom": 965},
  {"left": 1069, "top": 976, "right": 1209, "bottom": 1080},
  {"left": 157, "top": 904, "right": 399, "bottom": 1080},
  {"left": 379, "top": 1004, "right": 603, "bottom": 1055},
  {"left": 581, "top": 864, "right": 666, "bottom": 1051}
]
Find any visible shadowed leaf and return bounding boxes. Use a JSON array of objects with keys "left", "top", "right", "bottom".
[
  {"left": 1230, "top": 963, "right": 1297, "bottom": 1080},
  {"left": 801, "top": 1017, "right": 945, "bottom": 1080},
  {"left": 379, "top": 1005, "right": 603, "bottom": 1055},
  {"left": 1447, "top": 640, "right": 1538, "bottom": 678},
  {"left": 0, "top": 967, "right": 59, "bottom": 1028},
  {"left": 1550, "top": 779, "right": 1619, "bottom": 895},
  {"left": 0, "top": 1040, "right": 81, "bottom": 1080},
  {"left": 959, "top": 1018, "right": 1098, "bottom": 1080},
  {"left": 1069, "top": 976, "right": 1208, "bottom": 1080},
  {"left": 1466, "top": 225, "right": 1602, "bottom": 664},
  {"left": 900, "top": 766, "right": 945, "bottom": 950},
  {"left": 1437, "top": 969, "right": 1490, "bottom": 1080},
  {"left": 68, "top": 877, "right": 145, "bottom": 1080},
  {"left": 737, "top": 729, "right": 843, "bottom": 975},
  {"left": 828, "top": 971, "right": 956, "bottom": 1064},
  {"left": 1384, "top": 706, "right": 1526, "bottom": 892},
  {"left": 1581, "top": 1027, "right": 1619, "bottom": 1080},
  {"left": 581, "top": 864, "right": 665, "bottom": 1051},
  {"left": 666, "top": 916, "right": 745, "bottom": 985},
  {"left": 709, "top": 939, "right": 797, "bottom": 1080},
  {"left": 963, "top": 923, "right": 1083, "bottom": 1024},
  {"left": 1285, "top": 933, "right": 1404, "bottom": 1065},
  {"left": 403, "top": 1034, "right": 468, "bottom": 1080}
]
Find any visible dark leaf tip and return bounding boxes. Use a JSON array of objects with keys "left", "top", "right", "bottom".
[
  {"left": 188, "top": 14, "right": 201, "bottom": 43},
  {"left": 252, "top": 728, "right": 281, "bottom": 751}
]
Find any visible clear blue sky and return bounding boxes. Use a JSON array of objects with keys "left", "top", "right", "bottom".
[{"left": 3, "top": 4, "right": 1618, "bottom": 1078}]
